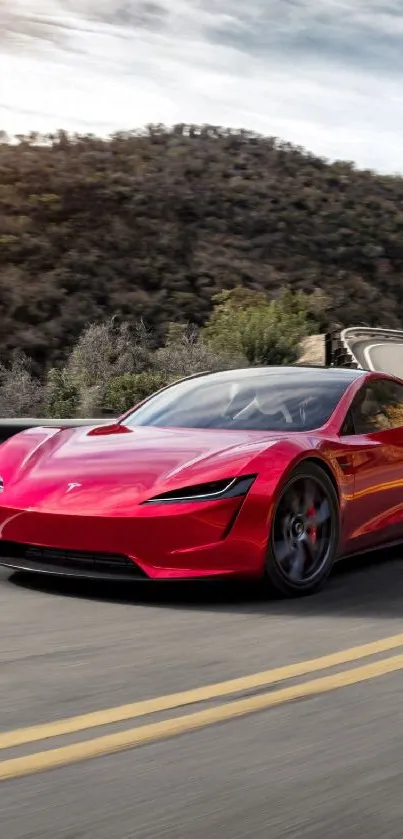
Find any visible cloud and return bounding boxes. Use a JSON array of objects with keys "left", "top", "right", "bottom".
[{"left": 1, "top": 0, "right": 403, "bottom": 173}]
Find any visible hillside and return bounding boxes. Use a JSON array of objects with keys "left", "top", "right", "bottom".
[{"left": 1, "top": 124, "right": 403, "bottom": 375}]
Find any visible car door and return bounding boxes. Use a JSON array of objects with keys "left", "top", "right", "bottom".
[{"left": 340, "top": 378, "right": 403, "bottom": 555}]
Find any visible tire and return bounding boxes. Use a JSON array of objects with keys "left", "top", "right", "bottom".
[{"left": 265, "top": 461, "right": 340, "bottom": 598}]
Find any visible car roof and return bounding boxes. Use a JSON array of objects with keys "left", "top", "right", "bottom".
[{"left": 190, "top": 365, "right": 366, "bottom": 384}]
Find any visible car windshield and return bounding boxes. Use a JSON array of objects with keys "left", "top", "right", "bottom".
[{"left": 122, "top": 368, "right": 354, "bottom": 432}]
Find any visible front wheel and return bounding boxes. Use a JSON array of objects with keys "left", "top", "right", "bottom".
[{"left": 265, "top": 462, "right": 340, "bottom": 597}]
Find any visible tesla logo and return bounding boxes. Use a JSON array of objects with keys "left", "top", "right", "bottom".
[{"left": 66, "top": 482, "right": 81, "bottom": 493}]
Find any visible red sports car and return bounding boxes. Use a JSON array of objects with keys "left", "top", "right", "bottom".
[{"left": 1, "top": 365, "right": 403, "bottom": 597}]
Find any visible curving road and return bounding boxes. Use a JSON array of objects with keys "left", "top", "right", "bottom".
[
  {"left": 3, "top": 553, "right": 403, "bottom": 838},
  {"left": 348, "top": 339, "right": 403, "bottom": 378},
  {"left": 364, "top": 342, "right": 403, "bottom": 377}
]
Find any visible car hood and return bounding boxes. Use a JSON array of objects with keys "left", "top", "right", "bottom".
[{"left": 0, "top": 423, "right": 282, "bottom": 514}]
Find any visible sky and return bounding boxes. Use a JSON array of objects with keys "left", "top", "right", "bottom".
[{"left": 1, "top": 0, "right": 403, "bottom": 173}]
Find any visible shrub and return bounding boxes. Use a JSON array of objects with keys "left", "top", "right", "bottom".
[
  {"left": 0, "top": 354, "right": 44, "bottom": 418},
  {"left": 3, "top": 287, "right": 326, "bottom": 418},
  {"left": 202, "top": 287, "right": 316, "bottom": 365},
  {"left": 45, "top": 368, "right": 80, "bottom": 418},
  {"left": 103, "top": 371, "right": 168, "bottom": 415},
  {"left": 153, "top": 322, "right": 247, "bottom": 379}
]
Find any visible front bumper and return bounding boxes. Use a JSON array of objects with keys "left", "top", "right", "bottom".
[
  {"left": 0, "top": 494, "right": 269, "bottom": 581},
  {"left": 0, "top": 541, "right": 147, "bottom": 581}
]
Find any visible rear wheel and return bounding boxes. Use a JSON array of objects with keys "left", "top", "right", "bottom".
[{"left": 265, "top": 462, "right": 339, "bottom": 597}]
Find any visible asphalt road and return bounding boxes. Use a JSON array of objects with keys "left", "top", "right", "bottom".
[
  {"left": 3, "top": 550, "right": 403, "bottom": 838},
  {"left": 349, "top": 340, "right": 403, "bottom": 378}
]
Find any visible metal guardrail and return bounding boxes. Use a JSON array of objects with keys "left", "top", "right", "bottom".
[
  {"left": 326, "top": 326, "right": 403, "bottom": 370},
  {"left": 341, "top": 327, "right": 403, "bottom": 370}
]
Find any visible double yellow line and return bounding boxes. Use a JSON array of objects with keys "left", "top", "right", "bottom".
[{"left": 2, "top": 632, "right": 403, "bottom": 782}]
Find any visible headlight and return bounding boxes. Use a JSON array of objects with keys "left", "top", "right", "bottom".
[{"left": 142, "top": 475, "right": 256, "bottom": 505}]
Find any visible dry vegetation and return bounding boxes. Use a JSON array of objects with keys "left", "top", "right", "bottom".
[
  {"left": 1, "top": 124, "right": 402, "bottom": 380},
  {"left": 0, "top": 287, "right": 326, "bottom": 417},
  {"left": 2, "top": 122, "right": 399, "bottom": 416}
]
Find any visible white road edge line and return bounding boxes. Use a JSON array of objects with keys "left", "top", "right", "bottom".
[{"left": 362, "top": 342, "right": 387, "bottom": 371}]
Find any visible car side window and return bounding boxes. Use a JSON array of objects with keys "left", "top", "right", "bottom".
[
  {"left": 340, "top": 410, "right": 355, "bottom": 436},
  {"left": 348, "top": 380, "right": 403, "bottom": 435},
  {"left": 383, "top": 382, "right": 403, "bottom": 430}
]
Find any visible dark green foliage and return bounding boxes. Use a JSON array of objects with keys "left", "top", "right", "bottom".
[
  {"left": 104, "top": 371, "right": 168, "bottom": 414},
  {"left": 45, "top": 368, "right": 80, "bottom": 418},
  {"left": 202, "top": 287, "right": 320, "bottom": 365},
  {"left": 1, "top": 125, "right": 402, "bottom": 378}
]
